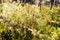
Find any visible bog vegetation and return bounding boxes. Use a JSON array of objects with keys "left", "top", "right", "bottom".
[{"left": 0, "top": 2, "right": 60, "bottom": 40}]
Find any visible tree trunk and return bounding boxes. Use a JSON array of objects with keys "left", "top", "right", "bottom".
[
  {"left": 1, "top": 0, "right": 3, "bottom": 3},
  {"left": 34, "top": 0, "right": 40, "bottom": 6}
]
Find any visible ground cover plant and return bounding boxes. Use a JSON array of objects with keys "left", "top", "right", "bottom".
[{"left": 0, "top": 2, "right": 60, "bottom": 40}]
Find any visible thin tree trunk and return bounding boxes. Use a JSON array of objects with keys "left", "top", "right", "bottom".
[
  {"left": 17, "top": 0, "right": 20, "bottom": 3},
  {"left": 1, "top": 0, "right": 3, "bottom": 3},
  {"left": 34, "top": 0, "right": 40, "bottom": 6},
  {"left": 50, "top": 0, "right": 54, "bottom": 10},
  {"left": 54, "top": 0, "right": 55, "bottom": 5}
]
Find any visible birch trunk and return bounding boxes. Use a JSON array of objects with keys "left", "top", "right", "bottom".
[
  {"left": 1, "top": 0, "right": 3, "bottom": 3},
  {"left": 34, "top": 0, "right": 40, "bottom": 6}
]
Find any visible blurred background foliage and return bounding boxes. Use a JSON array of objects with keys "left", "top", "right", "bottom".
[{"left": 0, "top": 2, "right": 60, "bottom": 40}]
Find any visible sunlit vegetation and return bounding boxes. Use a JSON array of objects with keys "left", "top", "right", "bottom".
[{"left": 0, "top": 2, "right": 60, "bottom": 40}]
